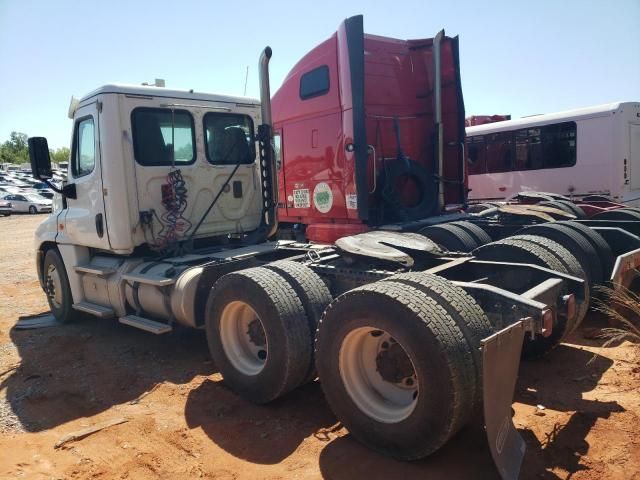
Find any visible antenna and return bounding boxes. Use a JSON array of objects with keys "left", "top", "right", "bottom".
[{"left": 243, "top": 66, "right": 249, "bottom": 96}]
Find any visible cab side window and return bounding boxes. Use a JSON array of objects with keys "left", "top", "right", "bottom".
[
  {"left": 204, "top": 113, "right": 255, "bottom": 165},
  {"left": 72, "top": 117, "right": 96, "bottom": 177}
]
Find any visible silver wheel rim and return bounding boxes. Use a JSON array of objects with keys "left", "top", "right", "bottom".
[
  {"left": 339, "top": 327, "right": 418, "bottom": 423},
  {"left": 45, "top": 263, "right": 63, "bottom": 309},
  {"left": 219, "top": 301, "right": 268, "bottom": 376}
]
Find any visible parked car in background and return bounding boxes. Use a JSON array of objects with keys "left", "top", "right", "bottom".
[
  {"left": 36, "top": 189, "right": 54, "bottom": 199},
  {"left": 0, "top": 199, "right": 11, "bottom": 216},
  {"left": 0, "top": 193, "right": 52, "bottom": 213},
  {"left": 0, "top": 185, "right": 23, "bottom": 195}
]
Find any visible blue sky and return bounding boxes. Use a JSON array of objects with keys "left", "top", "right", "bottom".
[{"left": 1, "top": 0, "right": 639, "bottom": 149}]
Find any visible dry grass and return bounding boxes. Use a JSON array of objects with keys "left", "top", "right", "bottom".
[{"left": 591, "top": 284, "right": 640, "bottom": 354}]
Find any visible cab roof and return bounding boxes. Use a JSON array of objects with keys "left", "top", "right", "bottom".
[{"left": 79, "top": 84, "right": 260, "bottom": 106}]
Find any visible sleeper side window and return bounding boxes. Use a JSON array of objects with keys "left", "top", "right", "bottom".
[
  {"left": 71, "top": 117, "right": 95, "bottom": 177},
  {"left": 299, "top": 65, "right": 330, "bottom": 100}
]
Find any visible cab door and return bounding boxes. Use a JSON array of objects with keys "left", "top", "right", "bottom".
[{"left": 63, "top": 102, "right": 111, "bottom": 249}]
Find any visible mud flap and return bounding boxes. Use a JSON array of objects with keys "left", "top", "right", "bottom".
[{"left": 481, "top": 320, "right": 527, "bottom": 480}]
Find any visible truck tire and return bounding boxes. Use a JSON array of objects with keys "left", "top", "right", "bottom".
[
  {"left": 466, "top": 202, "right": 500, "bottom": 214},
  {"left": 450, "top": 220, "right": 493, "bottom": 246},
  {"left": 591, "top": 208, "right": 640, "bottom": 222},
  {"left": 264, "top": 260, "right": 332, "bottom": 383},
  {"left": 473, "top": 240, "right": 569, "bottom": 357},
  {"left": 539, "top": 200, "right": 576, "bottom": 217},
  {"left": 552, "top": 200, "right": 587, "bottom": 219},
  {"left": 205, "top": 267, "right": 312, "bottom": 404},
  {"left": 315, "top": 281, "right": 475, "bottom": 460},
  {"left": 382, "top": 272, "right": 493, "bottom": 406},
  {"left": 43, "top": 248, "right": 74, "bottom": 323},
  {"left": 517, "top": 223, "right": 602, "bottom": 285},
  {"left": 559, "top": 221, "right": 615, "bottom": 281},
  {"left": 507, "top": 234, "right": 590, "bottom": 335},
  {"left": 418, "top": 224, "right": 478, "bottom": 252}
]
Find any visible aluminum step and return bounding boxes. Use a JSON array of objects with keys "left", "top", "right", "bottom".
[
  {"left": 74, "top": 264, "right": 116, "bottom": 276},
  {"left": 72, "top": 301, "right": 115, "bottom": 318},
  {"left": 119, "top": 315, "right": 173, "bottom": 334},
  {"left": 121, "top": 273, "right": 175, "bottom": 287}
]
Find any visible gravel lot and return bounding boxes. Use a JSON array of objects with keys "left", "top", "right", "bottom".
[{"left": 0, "top": 214, "right": 639, "bottom": 479}]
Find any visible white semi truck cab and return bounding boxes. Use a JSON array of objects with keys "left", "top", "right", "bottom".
[{"left": 25, "top": 24, "right": 640, "bottom": 479}]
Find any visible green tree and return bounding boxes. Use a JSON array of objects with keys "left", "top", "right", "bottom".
[
  {"left": 0, "top": 131, "right": 29, "bottom": 164},
  {"left": 50, "top": 147, "right": 70, "bottom": 165}
]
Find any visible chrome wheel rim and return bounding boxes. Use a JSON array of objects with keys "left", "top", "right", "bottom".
[
  {"left": 45, "top": 263, "right": 63, "bottom": 309},
  {"left": 219, "top": 301, "right": 268, "bottom": 376},
  {"left": 339, "top": 327, "right": 418, "bottom": 423}
]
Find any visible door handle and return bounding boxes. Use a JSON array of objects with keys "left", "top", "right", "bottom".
[{"left": 95, "top": 213, "right": 104, "bottom": 238}]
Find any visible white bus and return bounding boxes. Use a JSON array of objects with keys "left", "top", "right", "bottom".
[{"left": 466, "top": 101, "right": 640, "bottom": 206}]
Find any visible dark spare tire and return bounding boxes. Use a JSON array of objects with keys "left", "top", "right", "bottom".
[
  {"left": 264, "top": 260, "right": 332, "bottom": 383},
  {"left": 43, "top": 248, "right": 74, "bottom": 323},
  {"left": 315, "top": 280, "right": 475, "bottom": 460},
  {"left": 205, "top": 267, "right": 312, "bottom": 404}
]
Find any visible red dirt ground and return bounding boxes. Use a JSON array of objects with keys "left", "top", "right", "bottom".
[{"left": 1, "top": 215, "right": 639, "bottom": 479}]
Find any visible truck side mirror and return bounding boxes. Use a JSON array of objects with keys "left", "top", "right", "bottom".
[{"left": 28, "top": 137, "right": 53, "bottom": 180}]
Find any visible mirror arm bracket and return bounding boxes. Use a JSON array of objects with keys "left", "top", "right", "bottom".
[{"left": 45, "top": 180, "right": 76, "bottom": 199}]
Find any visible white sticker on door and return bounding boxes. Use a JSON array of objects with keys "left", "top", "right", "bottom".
[
  {"left": 292, "top": 188, "right": 310, "bottom": 209},
  {"left": 313, "top": 182, "right": 333, "bottom": 213},
  {"left": 346, "top": 193, "right": 358, "bottom": 210}
]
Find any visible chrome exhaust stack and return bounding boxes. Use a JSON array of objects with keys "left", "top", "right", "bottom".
[
  {"left": 259, "top": 46, "right": 273, "bottom": 127},
  {"left": 257, "top": 47, "right": 278, "bottom": 238}
]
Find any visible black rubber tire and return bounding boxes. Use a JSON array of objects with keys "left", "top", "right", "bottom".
[
  {"left": 450, "top": 221, "right": 493, "bottom": 246},
  {"left": 43, "top": 248, "right": 74, "bottom": 323},
  {"left": 418, "top": 224, "right": 478, "bottom": 252},
  {"left": 466, "top": 202, "right": 500, "bottom": 214},
  {"left": 264, "top": 260, "right": 332, "bottom": 383},
  {"left": 507, "top": 235, "right": 590, "bottom": 335},
  {"left": 591, "top": 208, "right": 640, "bottom": 222},
  {"left": 473, "top": 240, "right": 569, "bottom": 357},
  {"left": 517, "top": 223, "right": 602, "bottom": 285},
  {"left": 539, "top": 200, "right": 576, "bottom": 217},
  {"left": 618, "top": 207, "right": 640, "bottom": 214},
  {"left": 380, "top": 159, "right": 438, "bottom": 221},
  {"left": 315, "top": 281, "right": 475, "bottom": 460},
  {"left": 29, "top": 205, "right": 37, "bottom": 214},
  {"left": 382, "top": 272, "right": 493, "bottom": 407},
  {"left": 553, "top": 200, "right": 587, "bottom": 219},
  {"left": 559, "top": 221, "right": 615, "bottom": 281},
  {"left": 205, "top": 267, "right": 312, "bottom": 404}
]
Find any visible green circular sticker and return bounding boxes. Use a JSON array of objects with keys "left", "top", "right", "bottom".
[{"left": 313, "top": 182, "right": 333, "bottom": 213}]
